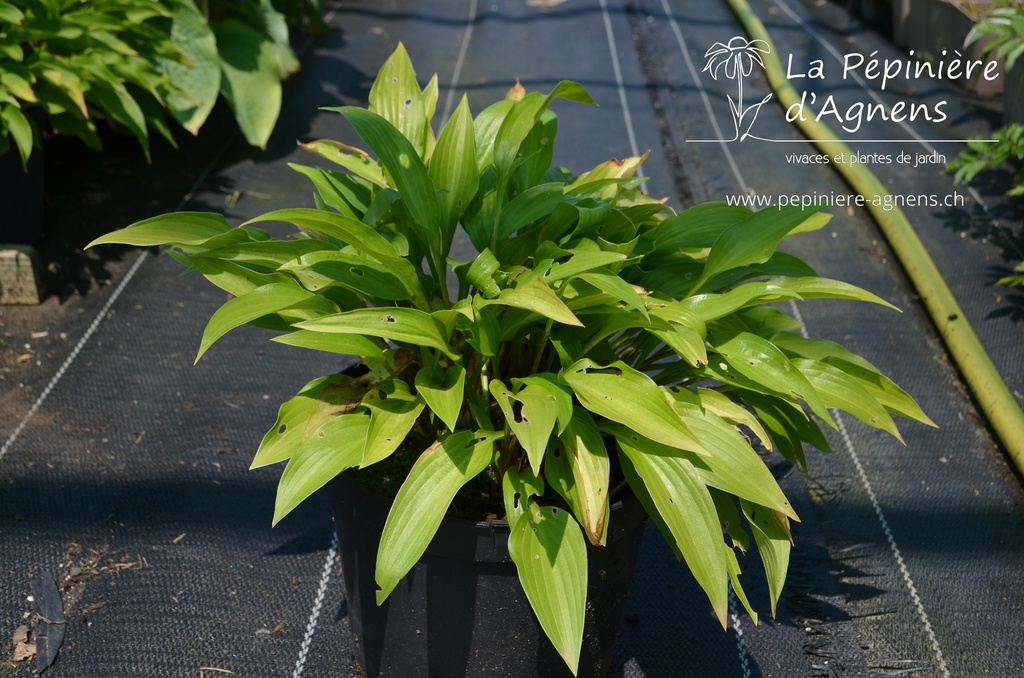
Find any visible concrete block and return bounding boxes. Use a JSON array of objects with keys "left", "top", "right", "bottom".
[{"left": 0, "top": 246, "right": 45, "bottom": 304}]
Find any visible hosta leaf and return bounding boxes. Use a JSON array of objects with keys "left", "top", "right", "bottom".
[
  {"left": 767, "top": 277, "right": 899, "bottom": 310},
  {"left": 271, "top": 330, "right": 384, "bottom": 361},
  {"left": 707, "top": 332, "right": 835, "bottom": 429},
  {"left": 616, "top": 431, "right": 728, "bottom": 626},
  {"left": 693, "top": 387, "right": 772, "bottom": 452},
  {"left": 509, "top": 504, "right": 587, "bottom": 676},
  {"left": 562, "top": 359, "right": 706, "bottom": 455},
  {"left": 512, "top": 374, "right": 573, "bottom": 435},
  {"left": 668, "top": 395, "right": 798, "bottom": 519},
  {"left": 653, "top": 202, "right": 752, "bottom": 250},
  {"left": 792, "top": 359, "right": 903, "bottom": 441},
  {"left": 296, "top": 307, "right": 458, "bottom": 358},
  {"left": 682, "top": 281, "right": 801, "bottom": 323},
  {"left": 0, "top": 104, "right": 33, "bottom": 168},
  {"left": 481, "top": 274, "right": 582, "bottom": 327},
  {"left": 376, "top": 431, "right": 499, "bottom": 602},
  {"left": 577, "top": 271, "right": 648, "bottom": 318},
  {"left": 503, "top": 466, "right": 545, "bottom": 528},
  {"left": 489, "top": 378, "right": 558, "bottom": 476},
  {"left": 215, "top": 18, "right": 282, "bottom": 149},
  {"left": 161, "top": 0, "right": 220, "bottom": 134},
  {"left": 281, "top": 250, "right": 411, "bottom": 301},
  {"left": 298, "top": 139, "right": 387, "bottom": 187},
  {"left": 367, "top": 42, "right": 429, "bottom": 159},
  {"left": 824, "top": 358, "right": 935, "bottom": 427},
  {"left": 86, "top": 212, "right": 233, "bottom": 248},
  {"left": 551, "top": 407, "right": 611, "bottom": 545},
  {"left": 254, "top": 374, "right": 370, "bottom": 469},
  {"left": 329, "top": 107, "right": 441, "bottom": 250},
  {"left": 544, "top": 252, "right": 628, "bottom": 283},
  {"left": 242, "top": 208, "right": 428, "bottom": 308},
  {"left": 498, "top": 182, "right": 565, "bottom": 239},
  {"left": 429, "top": 95, "right": 478, "bottom": 251},
  {"left": 691, "top": 205, "right": 826, "bottom": 294},
  {"left": 188, "top": 256, "right": 289, "bottom": 296},
  {"left": 742, "top": 499, "right": 792, "bottom": 617},
  {"left": 196, "top": 282, "right": 336, "bottom": 361},
  {"left": 273, "top": 413, "right": 369, "bottom": 524},
  {"left": 731, "top": 390, "right": 833, "bottom": 469},
  {"left": 724, "top": 545, "right": 758, "bottom": 625},
  {"left": 414, "top": 364, "right": 466, "bottom": 432},
  {"left": 360, "top": 380, "right": 425, "bottom": 467}
]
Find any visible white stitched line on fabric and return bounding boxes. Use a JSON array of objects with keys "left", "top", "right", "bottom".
[
  {"left": 292, "top": 533, "right": 339, "bottom": 678},
  {"left": 598, "top": 0, "right": 647, "bottom": 190},
  {"left": 440, "top": 0, "right": 479, "bottom": 126},
  {"left": 0, "top": 250, "right": 149, "bottom": 466},
  {"left": 788, "top": 301, "right": 950, "bottom": 678},
  {"left": 729, "top": 588, "right": 753, "bottom": 678}
]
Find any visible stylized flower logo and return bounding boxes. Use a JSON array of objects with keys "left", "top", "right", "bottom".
[{"left": 703, "top": 37, "right": 773, "bottom": 141}]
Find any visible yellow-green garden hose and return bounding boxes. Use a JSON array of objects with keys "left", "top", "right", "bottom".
[{"left": 725, "top": 0, "right": 1024, "bottom": 471}]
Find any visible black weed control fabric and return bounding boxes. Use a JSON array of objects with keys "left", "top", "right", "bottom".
[{"left": 2, "top": 1, "right": 1023, "bottom": 677}]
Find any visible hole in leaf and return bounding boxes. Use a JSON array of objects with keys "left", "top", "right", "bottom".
[
  {"left": 584, "top": 366, "right": 622, "bottom": 376},
  {"left": 350, "top": 267, "right": 365, "bottom": 277},
  {"left": 399, "top": 153, "right": 410, "bottom": 169},
  {"left": 278, "top": 424, "right": 287, "bottom": 435},
  {"left": 513, "top": 492, "right": 521, "bottom": 509},
  {"left": 385, "top": 315, "right": 397, "bottom": 323},
  {"left": 404, "top": 98, "right": 412, "bottom": 110},
  {"left": 318, "top": 431, "right": 326, "bottom": 439}
]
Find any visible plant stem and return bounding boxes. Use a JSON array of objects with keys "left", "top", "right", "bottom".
[{"left": 529, "top": 319, "right": 554, "bottom": 374}]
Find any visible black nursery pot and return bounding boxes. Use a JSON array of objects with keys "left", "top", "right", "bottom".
[{"left": 328, "top": 473, "right": 647, "bottom": 678}]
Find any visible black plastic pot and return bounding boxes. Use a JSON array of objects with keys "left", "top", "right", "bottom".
[{"left": 328, "top": 472, "right": 647, "bottom": 678}]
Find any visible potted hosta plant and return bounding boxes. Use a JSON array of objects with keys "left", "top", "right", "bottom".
[{"left": 88, "top": 44, "right": 932, "bottom": 677}]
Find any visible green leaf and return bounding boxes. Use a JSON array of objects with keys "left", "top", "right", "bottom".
[
  {"left": 429, "top": 95, "right": 478, "bottom": 251},
  {"left": 707, "top": 332, "right": 835, "bottom": 429},
  {"left": 768, "top": 277, "right": 900, "bottom": 311},
  {"left": 1, "top": 105, "right": 33, "bottom": 169},
  {"left": 653, "top": 202, "right": 753, "bottom": 250},
  {"left": 552, "top": 407, "right": 611, "bottom": 545},
  {"left": 509, "top": 503, "right": 588, "bottom": 676},
  {"left": 544, "top": 251, "right": 628, "bottom": 283},
  {"left": 86, "top": 212, "right": 233, "bottom": 248},
  {"left": 562, "top": 359, "right": 706, "bottom": 455},
  {"left": 242, "top": 208, "right": 428, "bottom": 308},
  {"left": 295, "top": 307, "right": 458, "bottom": 358},
  {"left": 273, "top": 413, "right": 369, "bottom": 524},
  {"left": 196, "top": 283, "right": 334, "bottom": 361},
  {"left": 298, "top": 139, "right": 387, "bottom": 187},
  {"left": 368, "top": 42, "right": 430, "bottom": 159},
  {"left": 360, "top": 380, "right": 425, "bottom": 467},
  {"left": 376, "top": 431, "right": 499, "bottom": 602},
  {"left": 512, "top": 374, "right": 573, "bottom": 435},
  {"left": 254, "top": 374, "right": 369, "bottom": 468},
  {"left": 481, "top": 274, "right": 582, "bottom": 327},
  {"left": 823, "top": 358, "right": 935, "bottom": 427},
  {"left": 792, "top": 359, "right": 903, "bottom": 441},
  {"left": 503, "top": 466, "right": 545, "bottom": 527},
  {"left": 690, "top": 206, "right": 826, "bottom": 293},
  {"left": 328, "top": 106, "right": 441, "bottom": 249},
  {"left": 214, "top": 18, "right": 282, "bottom": 149},
  {"left": 616, "top": 432, "right": 729, "bottom": 626},
  {"left": 667, "top": 395, "right": 798, "bottom": 519},
  {"left": 0, "top": 2, "right": 25, "bottom": 23},
  {"left": 489, "top": 378, "right": 558, "bottom": 476},
  {"left": 742, "top": 499, "right": 792, "bottom": 617},
  {"left": 161, "top": 0, "right": 220, "bottom": 134},
  {"left": 498, "top": 182, "right": 565, "bottom": 239},
  {"left": 415, "top": 364, "right": 466, "bottom": 432},
  {"left": 271, "top": 330, "right": 384, "bottom": 361},
  {"left": 281, "top": 250, "right": 412, "bottom": 301}
]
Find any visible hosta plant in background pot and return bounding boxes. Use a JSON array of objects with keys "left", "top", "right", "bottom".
[{"left": 89, "top": 44, "right": 932, "bottom": 677}]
